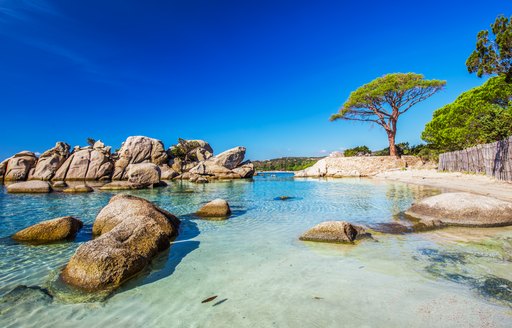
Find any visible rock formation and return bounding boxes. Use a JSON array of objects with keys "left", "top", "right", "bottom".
[
  {"left": 405, "top": 192, "right": 512, "bottom": 228},
  {"left": 113, "top": 136, "right": 167, "bottom": 180},
  {"left": 30, "top": 142, "right": 70, "bottom": 180},
  {"left": 184, "top": 147, "right": 255, "bottom": 181},
  {"left": 63, "top": 185, "right": 93, "bottom": 193},
  {"left": 3, "top": 151, "right": 37, "bottom": 181},
  {"left": 12, "top": 216, "right": 83, "bottom": 243},
  {"left": 0, "top": 158, "right": 8, "bottom": 182},
  {"left": 168, "top": 139, "right": 214, "bottom": 174},
  {"left": 300, "top": 221, "right": 371, "bottom": 243},
  {"left": 99, "top": 181, "right": 146, "bottom": 190},
  {"left": 7, "top": 181, "right": 52, "bottom": 193},
  {"left": 295, "top": 155, "right": 425, "bottom": 178},
  {"left": 127, "top": 163, "right": 161, "bottom": 186},
  {"left": 53, "top": 142, "right": 113, "bottom": 181},
  {"left": 210, "top": 146, "right": 246, "bottom": 169},
  {"left": 0, "top": 136, "right": 254, "bottom": 185},
  {"left": 196, "top": 199, "right": 231, "bottom": 218},
  {"left": 61, "top": 194, "right": 180, "bottom": 291}
]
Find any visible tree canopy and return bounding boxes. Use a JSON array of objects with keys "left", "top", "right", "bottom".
[
  {"left": 330, "top": 73, "right": 445, "bottom": 156},
  {"left": 466, "top": 15, "right": 512, "bottom": 80},
  {"left": 422, "top": 75, "right": 512, "bottom": 152}
]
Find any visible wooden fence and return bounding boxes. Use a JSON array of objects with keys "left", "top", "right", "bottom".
[{"left": 438, "top": 136, "right": 512, "bottom": 181}]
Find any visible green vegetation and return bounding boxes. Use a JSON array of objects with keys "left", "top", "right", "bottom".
[
  {"left": 418, "top": 15, "right": 512, "bottom": 156},
  {"left": 330, "top": 73, "right": 445, "bottom": 156},
  {"left": 466, "top": 15, "right": 512, "bottom": 80},
  {"left": 343, "top": 146, "right": 371, "bottom": 157},
  {"left": 86, "top": 138, "right": 96, "bottom": 146},
  {"left": 372, "top": 142, "right": 427, "bottom": 157},
  {"left": 422, "top": 75, "right": 512, "bottom": 152},
  {"left": 252, "top": 157, "right": 322, "bottom": 171},
  {"left": 342, "top": 142, "right": 437, "bottom": 161}
]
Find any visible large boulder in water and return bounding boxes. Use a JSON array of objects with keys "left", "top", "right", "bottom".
[
  {"left": 300, "top": 221, "right": 371, "bottom": 243},
  {"left": 112, "top": 136, "right": 168, "bottom": 180},
  {"left": 12, "top": 216, "right": 83, "bottom": 243},
  {"left": 405, "top": 192, "right": 512, "bottom": 228},
  {"left": 185, "top": 147, "right": 254, "bottom": 181},
  {"left": 7, "top": 181, "right": 51, "bottom": 193},
  {"left": 30, "top": 142, "right": 70, "bottom": 180},
  {"left": 127, "top": 163, "right": 161, "bottom": 186},
  {"left": 3, "top": 151, "right": 37, "bottom": 181},
  {"left": 61, "top": 194, "right": 180, "bottom": 291},
  {"left": 211, "top": 146, "right": 246, "bottom": 169},
  {"left": 53, "top": 143, "right": 113, "bottom": 181},
  {"left": 196, "top": 199, "right": 231, "bottom": 219},
  {"left": 0, "top": 158, "right": 8, "bottom": 181},
  {"left": 232, "top": 161, "right": 255, "bottom": 178}
]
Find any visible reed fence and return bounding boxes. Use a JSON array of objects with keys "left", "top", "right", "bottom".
[{"left": 438, "top": 136, "right": 512, "bottom": 181}]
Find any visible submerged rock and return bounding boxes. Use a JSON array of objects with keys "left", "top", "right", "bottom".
[
  {"left": 196, "top": 199, "right": 231, "bottom": 218},
  {"left": 0, "top": 285, "right": 53, "bottom": 308},
  {"left": 7, "top": 181, "right": 51, "bottom": 193},
  {"left": 51, "top": 181, "right": 67, "bottom": 188},
  {"left": 405, "top": 192, "right": 512, "bottom": 228},
  {"left": 12, "top": 216, "right": 83, "bottom": 243},
  {"left": 3, "top": 151, "right": 37, "bottom": 181},
  {"left": 127, "top": 163, "right": 161, "bottom": 186},
  {"left": 30, "top": 142, "right": 70, "bottom": 180},
  {"left": 300, "top": 221, "right": 371, "bottom": 243},
  {"left": 61, "top": 194, "right": 180, "bottom": 291},
  {"left": 63, "top": 185, "right": 93, "bottom": 193},
  {"left": 99, "top": 181, "right": 146, "bottom": 190}
]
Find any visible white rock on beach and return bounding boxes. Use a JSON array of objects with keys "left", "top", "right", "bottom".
[
  {"left": 405, "top": 192, "right": 512, "bottom": 227},
  {"left": 295, "top": 156, "right": 424, "bottom": 178}
]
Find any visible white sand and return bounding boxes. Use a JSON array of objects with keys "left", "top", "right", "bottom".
[{"left": 374, "top": 169, "right": 512, "bottom": 202}]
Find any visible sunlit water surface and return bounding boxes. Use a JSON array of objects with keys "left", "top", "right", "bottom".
[{"left": 1, "top": 174, "right": 511, "bottom": 327}]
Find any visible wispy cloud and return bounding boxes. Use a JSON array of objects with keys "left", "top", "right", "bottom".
[
  {"left": 0, "top": 0, "right": 59, "bottom": 22},
  {"left": 0, "top": 0, "right": 120, "bottom": 85}
]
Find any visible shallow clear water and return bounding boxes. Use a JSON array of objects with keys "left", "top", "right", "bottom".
[{"left": 1, "top": 174, "right": 511, "bottom": 327}]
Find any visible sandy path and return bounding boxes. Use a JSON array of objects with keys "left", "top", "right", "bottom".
[{"left": 374, "top": 169, "right": 512, "bottom": 202}]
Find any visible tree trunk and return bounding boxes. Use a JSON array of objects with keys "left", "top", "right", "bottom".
[{"left": 387, "top": 132, "right": 397, "bottom": 157}]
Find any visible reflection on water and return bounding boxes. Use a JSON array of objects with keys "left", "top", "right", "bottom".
[{"left": 0, "top": 174, "right": 511, "bottom": 327}]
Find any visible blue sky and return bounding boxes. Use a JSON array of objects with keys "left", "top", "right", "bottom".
[{"left": 0, "top": 0, "right": 510, "bottom": 160}]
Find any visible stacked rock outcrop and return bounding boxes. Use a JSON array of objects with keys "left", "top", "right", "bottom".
[{"left": 1, "top": 136, "right": 254, "bottom": 187}]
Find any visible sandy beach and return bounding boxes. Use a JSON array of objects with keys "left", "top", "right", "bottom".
[{"left": 374, "top": 169, "right": 512, "bottom": 202}]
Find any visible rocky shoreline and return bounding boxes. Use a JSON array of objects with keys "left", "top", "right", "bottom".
[
  {"left": 0, "top": 136, "right": 255, "bottom": 192},
  {"left": 294, "top": 152, "right": 432, "bottom": 178}
]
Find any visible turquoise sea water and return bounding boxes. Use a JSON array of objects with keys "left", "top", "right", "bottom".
[{"left": 1, "top": 173, "right": 511, "bottom": 327}]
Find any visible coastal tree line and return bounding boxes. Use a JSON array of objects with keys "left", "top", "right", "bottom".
[{"left": 332, "top": 15, "right": 512, "bottom": 160}]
